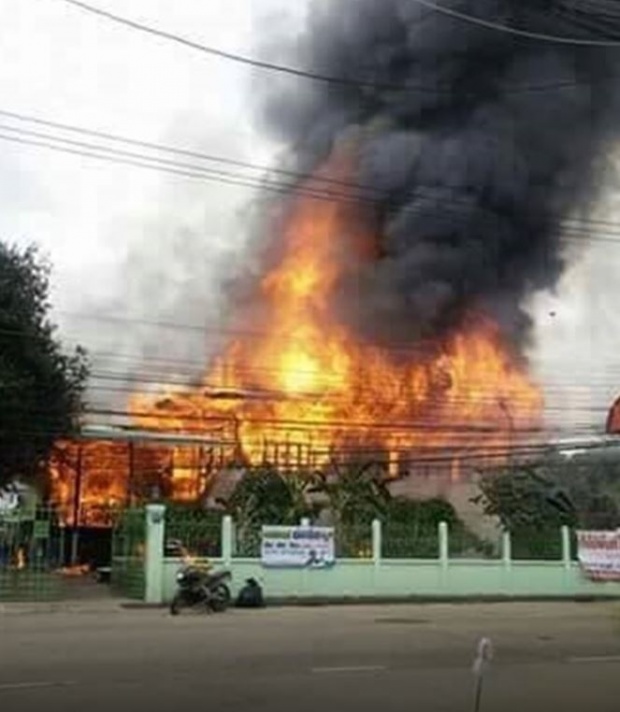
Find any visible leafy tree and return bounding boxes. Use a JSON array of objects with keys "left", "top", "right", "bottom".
[
  {"left": 473, "top": 465, "right": 578, "bottom": 559},
  {"left": 475, "top": 458, "right": 620, "bottom": 535},
  {"left": 0, "top": 243, "right": 88, "bottom": 487},
  {"left": 309, "top": 460, "right": 391, "bottom": 557},
  {"left": 549, "top": 455, "right": 620, "bottom": 530},
  {"left": 220, "top": 465, "right": 319, "bottom": 528},
  {"left": 217, "top": 465, "right": 320, "bottom": 556},
  {"left": 382, "top": 495, "right": 488, "bottom": 558},
  {"left": 310, "top": 460, "right": 390, "bottom": 526}
]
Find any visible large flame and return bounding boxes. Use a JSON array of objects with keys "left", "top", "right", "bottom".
[
  {"left": 131, "top": 154, "right": 542, "bottom": 466},
  {"left": 50, "top": 153, "right": 542, "bottom": 521}
]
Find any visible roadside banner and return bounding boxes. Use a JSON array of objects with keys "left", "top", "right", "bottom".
[
  {"left": 576, "top": 530, "right": 620, "bottom": 581},
  {"left": 261, "top": 525, "right": 335, "bottom": 568}
]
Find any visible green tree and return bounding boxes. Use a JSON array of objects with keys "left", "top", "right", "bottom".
[
  {"left": 310, "top": 460, "right": 390, "bottom": 527},
  {"left": 221, "top": 465, "right": 318, "bottom": 528},
  {"left": 0, "top": 243, "right": 88, "bottom": 487},
  {"left": 218, "top": 465, "right": 319, "bottom": 556},
  {"left": 473, "top": 465, "right": 576, "bottom": 559},
  {"left": 548, "top": 454, "right": 620, "bottom": 530},
  {"left": 310, "top": 461, "right": 390, "bottom": 557},
  {"left": 382, "top": 496, "right": 487, "bottom": 558}
]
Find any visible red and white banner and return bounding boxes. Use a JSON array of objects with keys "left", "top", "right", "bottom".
[{"left": 576, "top": 531, "right": 620, "bottom": 581}]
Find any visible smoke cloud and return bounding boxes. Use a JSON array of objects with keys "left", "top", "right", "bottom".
[{"left": 257, "top": 0, "right": 620, "bottom": 356}]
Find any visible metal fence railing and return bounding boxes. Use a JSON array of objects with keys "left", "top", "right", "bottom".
[
  {"left": 110, "top": 507, "right": 145, "bottom": 600},
  {"left": 149, "top": 508, "right": 601, "bottom": 565},
  {"left": 165, "top": 507, "right": 222, "bottom": 558},
  {"left": 335, "top": 524, "right": 373, "bottom": 559},
  {"left": 0, "top": 505, "right": 66, "bottom": 601},
  {"left": 382, "top": 522, "right": 439, "bottom": 559}
]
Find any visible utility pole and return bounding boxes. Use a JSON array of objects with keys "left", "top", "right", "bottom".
[{"left": 70, "top": 443, "right": 83, "bottom": 566}]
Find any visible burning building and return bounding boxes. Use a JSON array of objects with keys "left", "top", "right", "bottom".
[{"left": 50, "top": 0, "right": 620, "bottom": 521}]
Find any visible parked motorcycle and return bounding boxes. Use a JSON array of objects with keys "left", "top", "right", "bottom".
[{"left": 170, "top": 565, "right": 232, "bottom": 615}]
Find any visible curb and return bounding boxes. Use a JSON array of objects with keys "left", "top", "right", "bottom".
[
  {"left": 122, "top": 594, "right": 620, "bottom": 610},
  {"left": 3, "top": 595, "right": 620, "bottom": 615}
]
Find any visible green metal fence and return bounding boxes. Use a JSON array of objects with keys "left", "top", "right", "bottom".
[
  {"left": 510, "top": 528, "right": 564, "bottom": 561},
  {"left": 165, "top": 507, "right": 222, "bottom": 558},
  {"left": 111, "top": 507, "right": 145, "bottom": 600},
  {"left": 382, "top": 521, "right": 440, "bottom": 559},
  {"left": 0, "top": 505, "right": 66, "bottom": 601},
  {"left": 335, "top": 523, "right": 373, "bottom": 558}
]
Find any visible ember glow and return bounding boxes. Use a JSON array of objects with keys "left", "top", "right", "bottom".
[{"left": 50, "top": 155, "right": 543, "bottom": 520}]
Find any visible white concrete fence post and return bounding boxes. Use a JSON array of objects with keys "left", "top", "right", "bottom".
[
  {"left": 502, "top": 531, "right": 512, "bottom": 569},
  {"left": 561, "top": 526, "right": 572, "bottom": 570},
  {"left": 144, "top": 503, "right": 166, "bottom": 605},
  {"left": 438, "top": 521, "right": 449, "bottom": 565},
  {"left": 372, "top": 519, "right": 382, "bottom": 596},
  {"left": 222, "top": 515, "right": 234, "bottom": 567},
  {"left": 438, "top": 521, "right": 449, "bottom": 590},
  {"left": 372, "top": 519, "right": 382, "bottom": 565}
]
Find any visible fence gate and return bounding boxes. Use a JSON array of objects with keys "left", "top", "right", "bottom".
[
  {"left": 0, "top": 505, "right": 66, "bottom": 601},
  {"left": 111, "top": 507, "right": 146, "bottom": 600}
]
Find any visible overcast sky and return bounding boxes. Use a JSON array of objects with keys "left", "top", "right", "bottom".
[
  {"left": 0, "top": 0, "right": 618, "bottom": 430},
  {"left": 0, "top": 0, "right": 307, "bottom": 383}
]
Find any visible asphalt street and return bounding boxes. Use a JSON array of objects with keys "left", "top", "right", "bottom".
[{"left": 1, "top": 601, "right": 620, "bottom": 712}]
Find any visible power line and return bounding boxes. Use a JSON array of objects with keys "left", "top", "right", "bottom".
[
  {"left": 3, "top": 122, "right": 620, "bottom": 248},
  {"left": 0, "top": 108, "right": 382, "bottom": 195},
  {"left": 5, "top": 107, "right": 620, "bottom": 237},
  {"left": 54, "top": 0, "right": 442, "bottom": 94},
  {"left": 410, "top": 0, "right": 620, "bottom": 46},
  {"left": 53, "top": 0, "right": 620, "bottom": 89}
]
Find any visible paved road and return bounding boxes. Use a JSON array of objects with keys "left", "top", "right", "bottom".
[{"left": 1, "top": 602, "right": 620, "bottom": 711}]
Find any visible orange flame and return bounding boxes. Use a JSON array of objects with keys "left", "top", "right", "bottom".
[
  {"left": 50, "top": 151, "right": 542, "bottom": 519},
  {"left": 130, "top": 152, "right": 542, "bottom": 469}
]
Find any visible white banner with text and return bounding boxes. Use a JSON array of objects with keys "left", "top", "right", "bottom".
[
  {"left": 261, "top": 525, "right": 335, "bottom": 568},
  {"left": 576, "top": 530, "right": 620, "bottom": 581}
]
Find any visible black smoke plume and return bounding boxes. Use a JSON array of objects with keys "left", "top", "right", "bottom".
[{"left": 258, "top": 0, "right": 620, "bottom": 356}]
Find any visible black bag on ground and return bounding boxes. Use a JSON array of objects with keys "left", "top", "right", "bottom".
[{"left": 235, "top": 578, "right": 265, "bottom": 608}]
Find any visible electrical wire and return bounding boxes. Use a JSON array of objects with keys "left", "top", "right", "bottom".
[
  {"left": 4, "top": 108, "right": 620, "bottom": 237},
  {"left": 54, "top": 0, "right": 444, "bottom": 95},
  {"left": 53, "top": 0, "right": 620, "bottom": 89},
  {"left": 0, "top": 108, "right": 384, "bottom": 195},
  {"left": 3, "top": 122, "right": 620, "bottom": 250},
  {"left": 409, "top": 0, "right": 620, "bottom": 46}
]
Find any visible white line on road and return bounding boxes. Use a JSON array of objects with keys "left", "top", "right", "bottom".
[
  {"left": 0, "top": 681, "right": 76, "bottom": 692},
  {"left": 311, "top": 665, "right": 387, "bottom": 674},
  {"left": 568, "top": 656, "right": 620, "bottom": 664}
]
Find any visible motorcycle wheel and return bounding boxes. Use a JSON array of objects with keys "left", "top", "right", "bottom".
[
  {"left": 170, "top": 593, "right": 184, "bottom": 616},
  {"left": 210, "top": 583, "right": 231, "bottom": 612}
]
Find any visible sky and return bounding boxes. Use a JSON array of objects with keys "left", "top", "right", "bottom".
[
  {"left": 0, "top": 0, "right": 306, "bottom": 391},
  {"left": 0, "top": 0, "right": 618, "bottom": 431}
]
